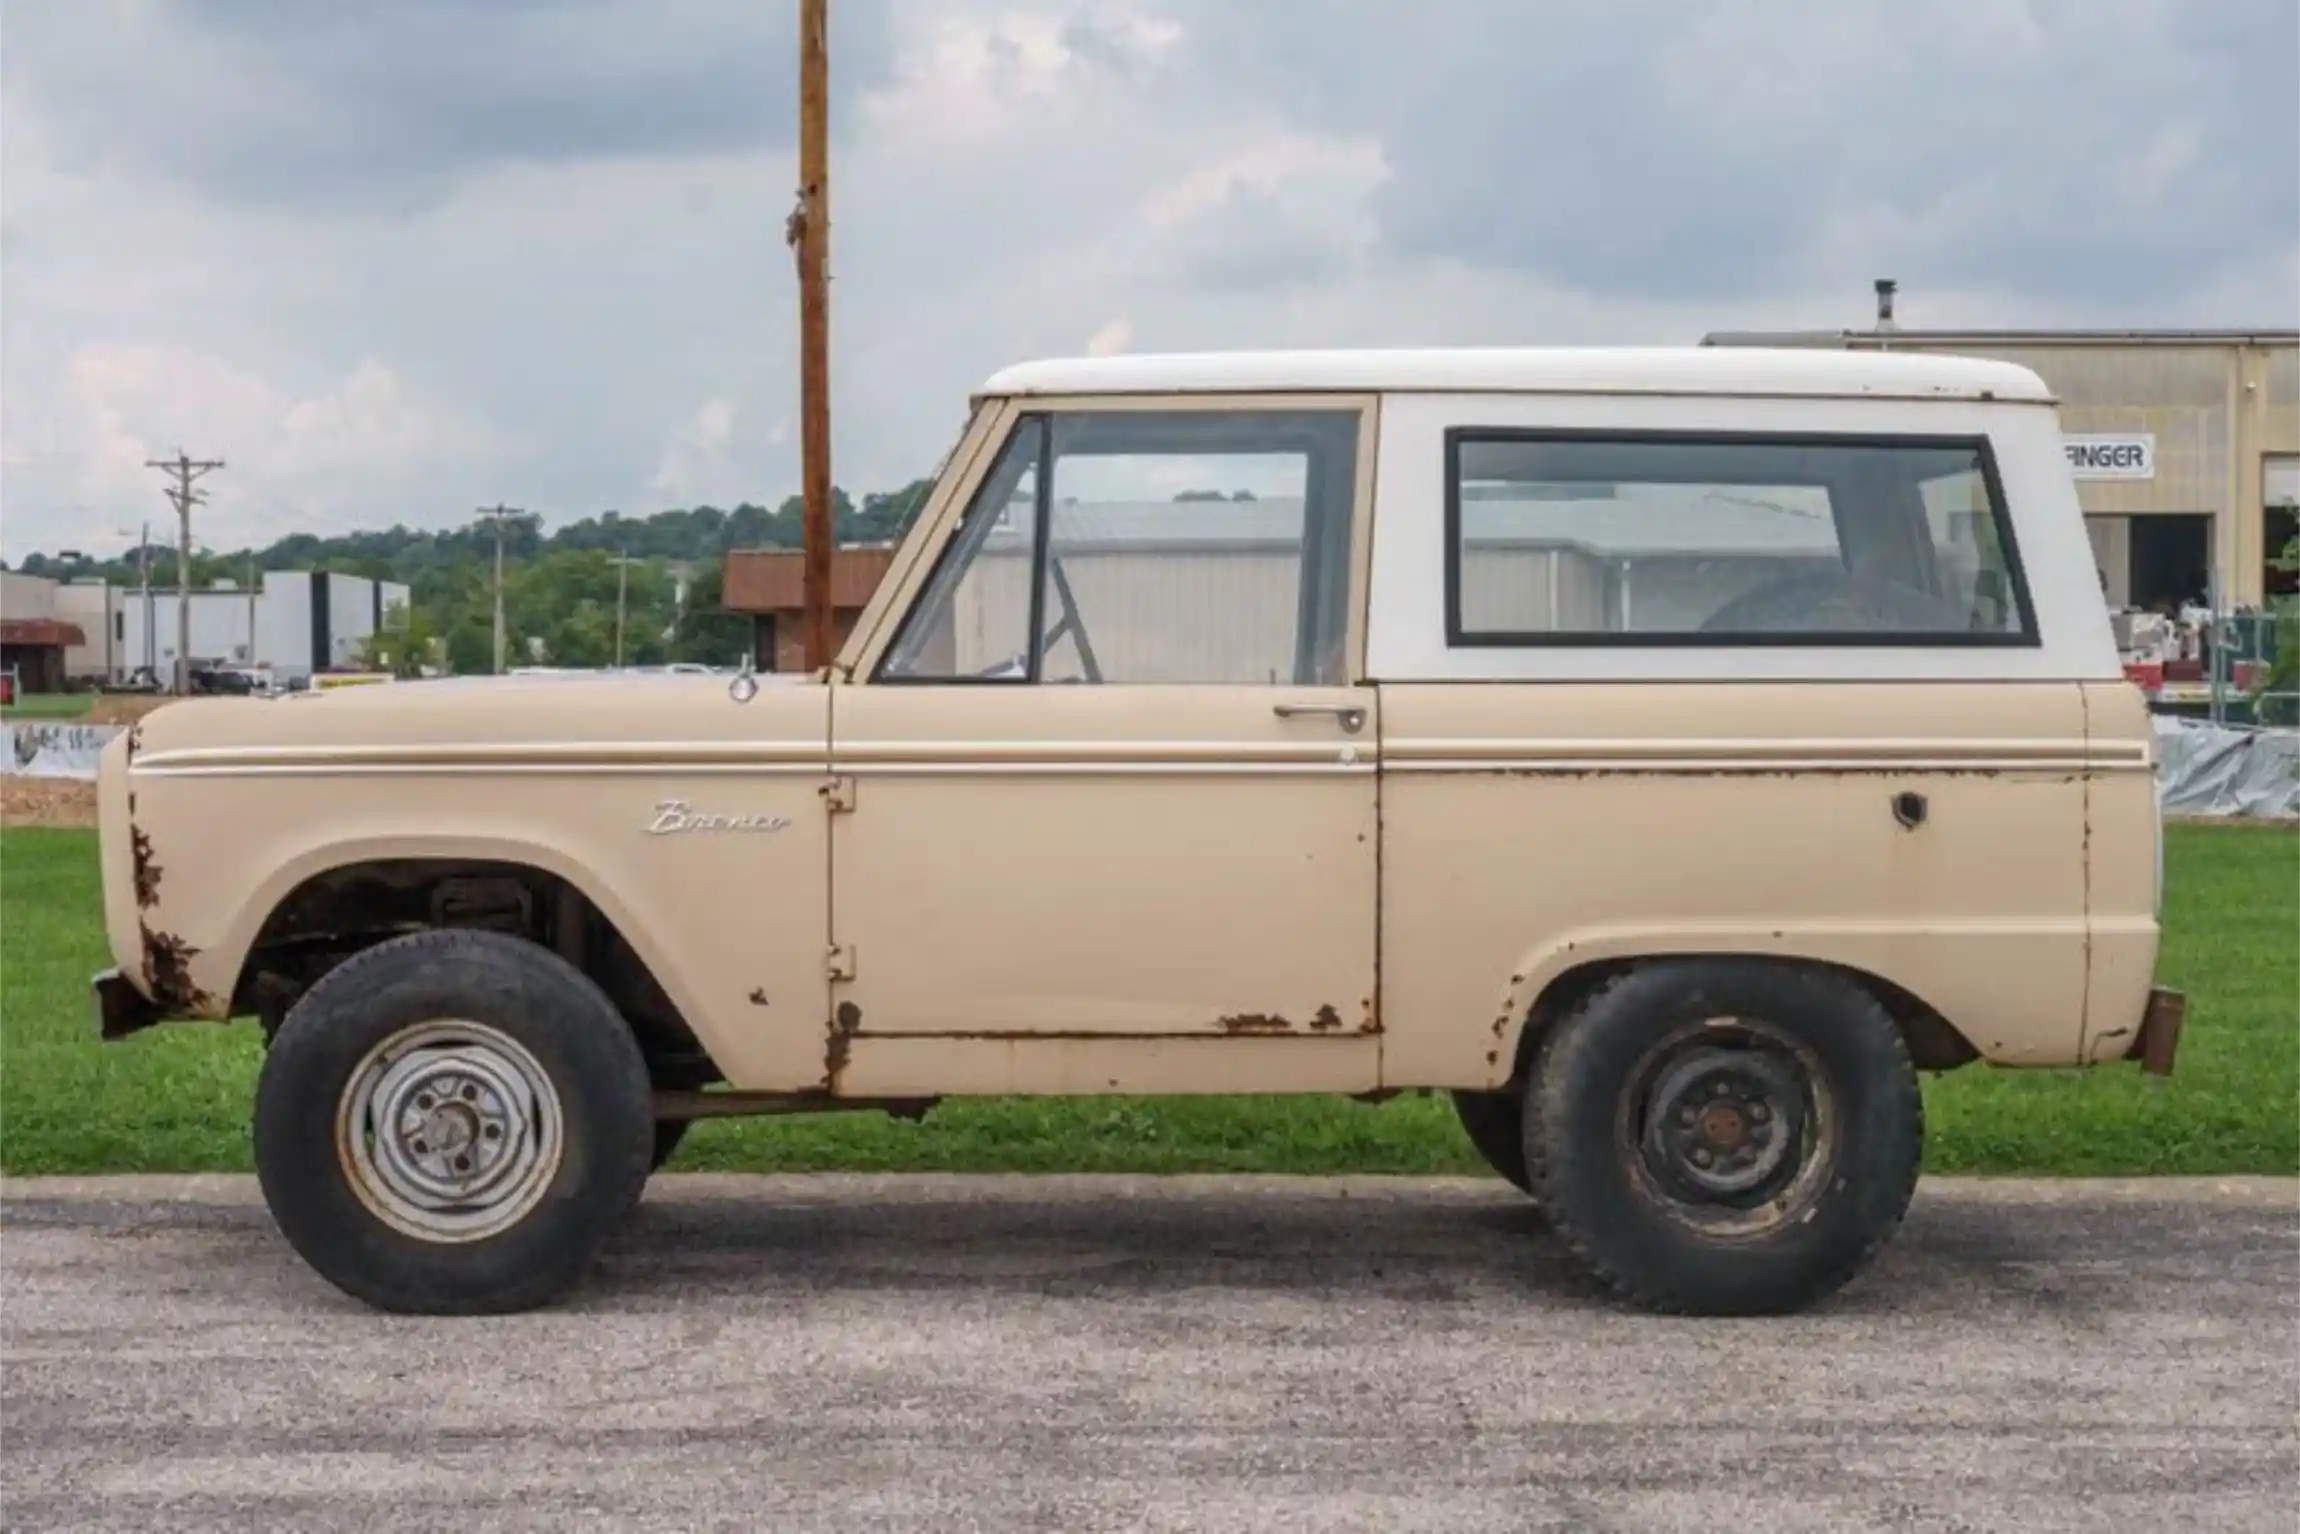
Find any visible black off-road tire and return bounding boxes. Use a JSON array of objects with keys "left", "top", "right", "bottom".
[
  {"left": 650, "top": 1118, "right": 691, "bottom": 1173},
  {"left": 1523, "top": 959, "right": 1923, "bottom": 1316},
  {"left": 1450, "top": 1089, "right": 1534, "bottom": 1196},
  {"left": 253, "top": 929, "right": 655, "bottom": 1314}
]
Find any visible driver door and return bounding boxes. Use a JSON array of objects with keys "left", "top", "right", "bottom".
[{"left": 827, "top": 400, "right": 1380, "bottom": 1091}]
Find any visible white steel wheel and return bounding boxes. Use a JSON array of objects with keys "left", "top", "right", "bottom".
[{"left": 335, "top": 1019, "right": 565, "bottom": 1243}]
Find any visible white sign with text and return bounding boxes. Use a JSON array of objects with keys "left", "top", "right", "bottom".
[{"left": 2063, "top": 434, "right": 2155, "bottom": 481}]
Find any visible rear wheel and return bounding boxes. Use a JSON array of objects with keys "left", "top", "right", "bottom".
[
  {"left": 253, "top": 929, "right": 654, "bottom": 1314},
  {"left": 1524, "top": 959, "right": 1922, "bottom": 1316},
  {"left": 1449, "top": 1089, "right": 1533, "bottom": 1196}
]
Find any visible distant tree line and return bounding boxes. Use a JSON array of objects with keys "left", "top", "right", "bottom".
[{"left": 9, "top": 480, "right": 935, "bottom": 675}]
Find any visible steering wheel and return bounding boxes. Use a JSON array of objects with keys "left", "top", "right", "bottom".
[{"left": 1699, "top": 571, "right": 1976, "bottom": 636}]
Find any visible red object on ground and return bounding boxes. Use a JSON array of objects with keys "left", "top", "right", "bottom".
[{"left": 2122, "top": 660, "right": 2164, "bottom": 693}]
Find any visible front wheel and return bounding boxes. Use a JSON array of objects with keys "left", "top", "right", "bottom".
[
  {"left": 1524, "top": 959, "right": 1922, "bottom": 1316},
  {"left": 253, "top": 929, "right": 655, "bottom": 1314}
]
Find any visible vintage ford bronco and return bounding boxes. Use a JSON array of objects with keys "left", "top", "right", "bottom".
[{"left": 93, "top": 347, "right": 2182, "bottom": 1316}]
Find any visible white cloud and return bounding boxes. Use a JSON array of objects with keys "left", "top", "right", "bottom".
[
  {"left": 4, "top": 344, "right": 502, "bottom": 553},
  {"left": 649, "top": 397, "right": 744, "bottom": 506},
  {"left": 2, "top": 0, "right": 2292, "bottom": 565}
]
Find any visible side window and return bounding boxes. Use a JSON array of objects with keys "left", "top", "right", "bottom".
[
  {"left": 881, "top": 422, "right": 1043, "bottom": 680},
  {"left": 882, "top": 408, "right": 1362, "bottom": 683},
  {"left": 1447, "top": 432, "right": 2035, "bottom": 645}
]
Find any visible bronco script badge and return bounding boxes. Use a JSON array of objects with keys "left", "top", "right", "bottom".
[{"left": 644, "top": 799, "right": 793, "bottom": 835}]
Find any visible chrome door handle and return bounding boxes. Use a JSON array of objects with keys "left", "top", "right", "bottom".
[{"left": 1273, "top": 702, "right": 1367, "bottom": 734}]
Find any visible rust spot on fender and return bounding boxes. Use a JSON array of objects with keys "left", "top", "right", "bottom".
[
  {"left": 1217, "top": 1013, "right": 1292, "bottom": 1034},
  {"left": 140, "top": 927, "right": 211, "bottom": 1015},
  {"left": 1309, "top": 1004, "right": 1343, "bottom": 1032},
  {"left": 1358, "top": 996, "right": 1382, "bottom": 1036},
  {"left": 747, "top": 987, "right": 771, "bottom": 1007},
  {"left": 823, "top": 1000, "right": 862, "bottom": 1092},
  {"left": 124, "top": 721, "right": 145, "bottom": 763},
  {"left": 130, "top": 825, "right": 162, "bottom": 909}
]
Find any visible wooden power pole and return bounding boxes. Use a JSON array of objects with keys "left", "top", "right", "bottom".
[
  {"left": 145, "top": 451, "right": 224, "bottom": 694},
  {"left": 793, "top": 0, "right": 834, "bottom": 672}
]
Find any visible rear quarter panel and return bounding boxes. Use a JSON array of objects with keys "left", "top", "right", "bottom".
[{"left": 1377, "top": 681, "right": 2108, "bottom": 1088}]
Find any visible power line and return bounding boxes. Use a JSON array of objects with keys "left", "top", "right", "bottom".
[{"left": 145, "top": 450, "right": 225, "bottom": 694}]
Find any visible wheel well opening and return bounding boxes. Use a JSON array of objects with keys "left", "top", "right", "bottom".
[
  {"left": 232, "top": 858, "right": 718, "bottom": 1089},
  {"left": 1508, "top": 955, "right": 1981, "bottom": 1083}
]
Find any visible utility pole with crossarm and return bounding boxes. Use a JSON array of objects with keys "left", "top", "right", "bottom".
[
  {"left": 145, "top": 451, "right": 224, "bottom": 694},
  {"left": 476, "top": 504, "right": 524, "bottom": 674}
]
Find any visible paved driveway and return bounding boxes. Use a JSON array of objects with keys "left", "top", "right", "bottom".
[{"left": 2, "top": 1174, "right": 2294, "bottom": 1531}]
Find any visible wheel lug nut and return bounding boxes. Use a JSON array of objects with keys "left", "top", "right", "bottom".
[
  {"left": 1678, "top": 1106, "right": 1697, "bottom": 1126},
  {"left": 1750, "top": 1102, "right": 1769, "bottom": 1123},
  {"left": 1690, "top": 1148, "right": 1713, "bottom": 1168}
]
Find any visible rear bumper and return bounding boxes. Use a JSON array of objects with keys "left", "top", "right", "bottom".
[
  {"left": 93, "top": 967, "right": 161, "bottom": 1042},
  {"left": 2125, "top": 986, "right": 2185, "bottom": 1077}
]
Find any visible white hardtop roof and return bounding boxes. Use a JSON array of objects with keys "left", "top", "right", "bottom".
[{"left": 980, "top": 346, "right": 2055, "bottom": 404}]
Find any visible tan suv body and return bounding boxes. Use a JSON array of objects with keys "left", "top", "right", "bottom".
[{"left": 93, "top": 347, "right": 2180, "bottom": 1316}]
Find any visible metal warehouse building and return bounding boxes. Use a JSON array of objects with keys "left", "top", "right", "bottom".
[{"left": 1705, "top": 308, "right": 2299, "bottom": 616}]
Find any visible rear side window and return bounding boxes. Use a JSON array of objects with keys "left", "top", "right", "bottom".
[{"left": 1445, "top": 431, "right": 2035, "bottom": 646}]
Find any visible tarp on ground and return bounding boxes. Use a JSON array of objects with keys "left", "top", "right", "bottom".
[
  {"left": 2, "top": 723, "right": 123, "bottom": 780},
  {"left": 2153, "top": 716, "right": 2300, "bottom": 820}
]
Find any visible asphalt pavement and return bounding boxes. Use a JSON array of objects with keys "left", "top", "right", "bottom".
[{"left": 2, "top": 1173, "right": 2294, "bottom": 1532}]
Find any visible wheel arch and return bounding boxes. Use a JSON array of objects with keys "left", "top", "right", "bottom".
[
  {"left": 225, "top": 842, "right": 718, "bottom": 1088},
  {"left": 1497, "top": 946, "right": 1981, "bottom": 1088}
]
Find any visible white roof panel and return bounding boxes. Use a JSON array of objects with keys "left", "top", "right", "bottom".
[{"left": 981, "top": 347, "right": 2054, "bottom": 404}]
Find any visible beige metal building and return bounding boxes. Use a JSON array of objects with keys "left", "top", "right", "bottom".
[{"left": 1705, "top": 310, "right": 2298, "bottom": 614}]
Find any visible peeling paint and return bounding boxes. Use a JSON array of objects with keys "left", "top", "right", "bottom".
[
  {"left": 1309, "top": 1004, "right": 1343, "bottom": 1032},
  {"left": 747, "top": 987, "right": 771, "bottom": 1007},
  {"left": 822, "top": 1000, "right": 862, "bottom": 1092},
  {"left": 130, "top": 826, "right": 161, "bottom": 910},
  {"left": 1217, "top": 1013, "right": 1293, "bottom": 1034}
]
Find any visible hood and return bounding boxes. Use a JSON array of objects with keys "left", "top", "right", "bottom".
[{"left": 127, "top": 670, "right": 827, "bottom": 763}]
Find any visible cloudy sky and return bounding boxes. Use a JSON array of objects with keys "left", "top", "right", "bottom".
[{"left": 4, "top": 0, "right": 2294, "bottom": 561}]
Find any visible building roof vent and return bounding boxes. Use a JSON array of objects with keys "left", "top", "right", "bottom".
[{"left": 1874, "top": 277, "right": 1900, "bottom": 333}]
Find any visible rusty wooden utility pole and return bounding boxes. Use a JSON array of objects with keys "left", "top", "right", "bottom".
[{"left": 793, "top": 0, "right": 834, "bottom": 671}]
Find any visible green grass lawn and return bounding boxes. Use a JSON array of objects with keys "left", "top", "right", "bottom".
[
  {"left": 2, "top": 824, "right": 2292, "bottom": 1177},
  {"left": 0, "top": 693, "right": 95, "bottom": 721}
]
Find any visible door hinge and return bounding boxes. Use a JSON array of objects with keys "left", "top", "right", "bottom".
[
  {"left": 820, "top": 775, "right": 857, "bottom": 813},
  {"left": 825, "top": 943, "right": 856, "bottom": 982}
]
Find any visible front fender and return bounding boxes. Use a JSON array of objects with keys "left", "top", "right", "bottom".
[{"left": 120, "top": 769, "right": 833, "bottom": 1091}]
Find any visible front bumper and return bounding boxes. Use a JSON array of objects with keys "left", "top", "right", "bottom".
[
  {"left": 93, "top": 967, "right": 162, "bottom": 1042},
  {"left": 2125, "top": 986, "right": 2186, "bottom": 1077}
]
